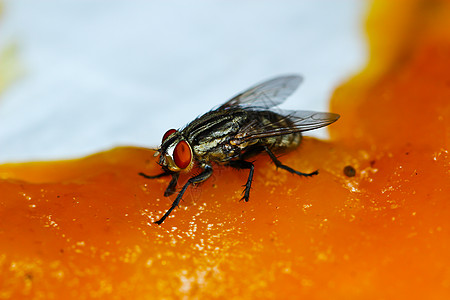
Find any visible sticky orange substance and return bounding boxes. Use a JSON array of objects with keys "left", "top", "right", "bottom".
[{"left": 1, "top": 1, "right": 450, "bottom": 299}]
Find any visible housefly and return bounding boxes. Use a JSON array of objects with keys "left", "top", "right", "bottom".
[{"left": 139, "top": 75, "right": 340, "bottom": 224}]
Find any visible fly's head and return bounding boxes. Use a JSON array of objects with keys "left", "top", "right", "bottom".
[{"left": 155, "top": 129, "right": 193, "bottom": 172}]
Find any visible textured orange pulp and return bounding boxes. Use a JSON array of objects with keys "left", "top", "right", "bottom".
[{"left": 1, "top": 1, "right": 450, "bottom": 299}]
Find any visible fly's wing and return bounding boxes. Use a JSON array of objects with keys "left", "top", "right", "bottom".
[
  {"left": 218, "top": 75, "right": 303, "bottom": 110},
  {"left": 236, "top": 110, "right": 340, "bottom": 142}
]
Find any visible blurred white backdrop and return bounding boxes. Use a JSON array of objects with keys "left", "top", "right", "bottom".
[{"left": 0, "top": 0, "right": 367, "bottom": 163}]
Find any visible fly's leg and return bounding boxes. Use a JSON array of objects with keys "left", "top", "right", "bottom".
[
  {"left": 138, "top": 170, "right": 173, "bottom": 179},
  {"left": 228, "top": 160, "right": 254, "bottom": 202},
  {"left": 163, "top": 173, "right": 180, "bottom": 197},
  {"left": 155, "top": 165, "right": 213, "bottom": 225},
  {"left": 264, "top": 146, "right": 318, "bottom": 177},
  {"left": 139, "top": 171, "right": 179, "bottom": 197}
]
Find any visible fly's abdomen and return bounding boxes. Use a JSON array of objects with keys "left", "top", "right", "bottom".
[
  {"left": 253, "top": 110, "right": 302, "bottom": 152},
  {"left": 261, "top": 132, "right": 302, "bottom": 152}
]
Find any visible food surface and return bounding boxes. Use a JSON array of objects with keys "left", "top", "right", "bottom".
[{"left": 1, "top": 1, "right": 450, "bottom": 299}]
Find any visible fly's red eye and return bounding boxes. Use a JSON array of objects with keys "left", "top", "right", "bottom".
[
  {"left": 162, "top": 129, "right": 177, "bottom": 143},
  {"left": 173, "top": 140, "right": 192, "bottom": 169}
]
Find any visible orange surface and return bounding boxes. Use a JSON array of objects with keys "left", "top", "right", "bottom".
[{"left": 1, "top": 1, "right": 450, "bottom": 299}]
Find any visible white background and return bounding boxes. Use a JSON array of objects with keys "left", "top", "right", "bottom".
[{"left": 0, "top": 1, "right": 367, "bottom": 163}]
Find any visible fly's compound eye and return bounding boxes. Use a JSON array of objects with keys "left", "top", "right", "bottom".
[
  {"left": 162, "top": 129, "right": 177, "bottom": 143},
  {"left": 173, "top": 140, "right": 192, "bottom": 169}
]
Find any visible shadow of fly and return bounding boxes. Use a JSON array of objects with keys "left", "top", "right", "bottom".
[{"left": 140, "top": 75, "right": 340, "bottom": 224}]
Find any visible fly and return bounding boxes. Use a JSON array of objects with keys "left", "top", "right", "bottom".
[{"left": 139, "top": 75, "right": 340, "bottom": 224}]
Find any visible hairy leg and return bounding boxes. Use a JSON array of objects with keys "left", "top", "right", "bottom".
[
  {"left": 265, "top": 146, "right": 318, "bottom": 177},
  {"left": 139, "top": 170, "right": 179, "bottom": 196},
  {"left": 227, "top": 160, "right": 255, "bottom": 202},
  {"left": 155, "top": 165, "right": 213, "bottom": 225}
]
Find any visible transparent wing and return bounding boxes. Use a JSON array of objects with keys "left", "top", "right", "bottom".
[
  {"left": 219, "top": 75, "right": 303, "bottom": 110},
  {"left": 238, "top": 110, "right": 340, "bottom": 142}
]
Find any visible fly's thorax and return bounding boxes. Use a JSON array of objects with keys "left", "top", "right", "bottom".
[
  {"left": 158, "top": 129, "right": 194, "bottom": 172},
  {"left": 190, "top": 133, "right": 242, "bottom": 164},
  {"left": 181, "top": 108, "right": 249, "bottom": 163},
  {"left": 182, "top": 108, "right": 248, "bottom": 144}
]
